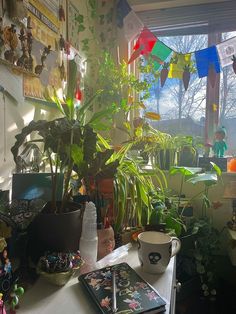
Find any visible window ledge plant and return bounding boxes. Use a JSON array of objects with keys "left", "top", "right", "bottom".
[{"left": 169, "top": 163, "right": 223, "bottom": 303}]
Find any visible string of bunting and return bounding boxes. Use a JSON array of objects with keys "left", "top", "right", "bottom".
[{"left": 117, "top": 0, "right": 236, "bottom": 90}]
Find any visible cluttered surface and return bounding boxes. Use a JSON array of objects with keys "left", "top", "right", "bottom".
[{"left": 17, "top": 245, "right": 175, "bottom": 314}]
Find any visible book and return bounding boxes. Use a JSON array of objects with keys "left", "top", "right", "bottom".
[{"left": 78, "top": 262, "right": 166, "bottom": 314}]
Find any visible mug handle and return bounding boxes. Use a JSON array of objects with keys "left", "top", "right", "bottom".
[{"left": 170, "top": 237, "right": 181, "bottom": 257}]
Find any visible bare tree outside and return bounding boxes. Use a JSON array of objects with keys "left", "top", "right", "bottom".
[{"left": 145, "top": 34, "right": 208, "bottom": 128}]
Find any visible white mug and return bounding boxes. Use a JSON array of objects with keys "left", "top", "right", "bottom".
[{"left": 137, "top": 231, "right": 181, "bottom": 274}]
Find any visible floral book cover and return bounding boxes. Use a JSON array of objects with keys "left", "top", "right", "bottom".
[{"left": 78, "top": 262, "right": 166, "bottom": 314}]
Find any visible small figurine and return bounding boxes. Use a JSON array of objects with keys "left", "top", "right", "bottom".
[
  {"left": 9, "top": 284, "right": 24, "bottom": 313},
  {"left": 35, "top": 45, "right": 51, "bottom": 75},
  {"left": 0, "top": 293, "right": 6, "bottom": 314},
  {"left": 3, "top": 24, "right": 18, "bottom": 64},
  {"left": 212, "top": 126, "right": 227, "bottom": 158},
  {"left": 4, "top": 258, "right": 12, "bottom": 274}
]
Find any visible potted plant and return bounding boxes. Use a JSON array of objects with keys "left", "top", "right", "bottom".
[
  {"left": 169, "top": 163, "right": 222, "bottom": 305},
  {"left": 11, "top": 88, "right": 119, "bottom": 260}
]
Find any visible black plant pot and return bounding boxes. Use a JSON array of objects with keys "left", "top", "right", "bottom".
[
  {"left": 156, "top": 149, "right": 176, "bottom": 170},
  {"left": 27, "top": 201, "right": 83, "bottom": 263}
]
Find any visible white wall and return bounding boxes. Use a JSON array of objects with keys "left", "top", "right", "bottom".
[{"left": 0, "top": 64, "right": 57, "bottom": 192}]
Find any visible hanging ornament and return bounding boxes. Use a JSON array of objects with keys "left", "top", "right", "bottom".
[
  {"left": 75, "top": 88, "right": 82, "bottom": 101},
  {"left": 59, "top": 5, "right": 65, "bottom": 21},
  {"left": 232, "top": 55, "right": 236, "bottom": 74},
  {"left": 59, "top": 34, "right": 65, "bottom": 50},
  {"left": 160, "top": 62, "right": 169, "bottom": 88},
  {"left": 182, "top": 65, "right": 190, "bottom": 91},
  {"left": 212, "top": 104, "right": 218, "bottom": 112},
  {"left": 59, "top": 60, "right": 66, "bottom": 81},
  {"left": 208, "top": 63, "right": 217, "bottom": 88}
]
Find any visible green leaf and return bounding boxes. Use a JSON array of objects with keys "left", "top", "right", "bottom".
[
  {"left": 165, "top": 215, "right": 183, "bottom": 237},
  {"left": 71, "top": 144, "right": 83, "bottom": 166},
  {"left": 169, "top": 166, "right": 201, "bottom": 177},
  {"left": 210, "top": 162, "right": 222, "bottom": 176},
  {"left": 88, "top": 107, "right": 117, "bottom": 126},
  {"left": 187, "top": 173, "right": 217, "bottom": 186},
  {"left": 97, "top": 133, "right": 111, "bottom": 149},
  {"left": 202, "top": 194, "right": 211, "bottom": 209}
]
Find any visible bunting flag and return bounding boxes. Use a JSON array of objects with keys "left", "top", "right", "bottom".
[
  {"left": 117, "top": 0, "right": 132, "bottom": 28},
  {"left": 216, "top": 37, "right": 236, "bottom": 68},
  {"left": 123, "top": 10, "right": 144, "bottom": 42},
  {"left": 195, "top": 46, "right": 221, "bottom": 78},
  {"left": 150, "top": 40, "right": 172, "bottom": 71},
  {"left": 168, "top": 53, "right": 192, "bottom": 79},
  {"left": 128, "top": 27, "right": 157, "bottom": 64},
  {"left": 116, "top": 0, "right": 236, "bottom": 86}
]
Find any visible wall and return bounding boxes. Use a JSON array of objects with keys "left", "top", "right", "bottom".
[
  {"left": 0, "top": 64, "right": 58, "bottom": 192},
  {"left": 0, "top": 0, "right": 89, "bottom": 194}
]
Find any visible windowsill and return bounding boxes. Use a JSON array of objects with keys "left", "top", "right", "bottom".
[{"left": 142, "top": 165, "right": 236, "bottom": 176}]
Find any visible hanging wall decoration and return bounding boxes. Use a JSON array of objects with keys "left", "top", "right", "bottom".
[
  {"left": 128, "top": 27, "right": 157, "bottom": 64},
  {"left": 123, "top": 10, "right": 144, "bottom": 42},
  {"left": 117, "top": 0, "right": 236, "bottom": 90},
  {"left": 59, "top": 4, "right": 66, "bottom": 21},
  {"left": 182, "top": 65, "right": 191, "bottom": 91},
  {"left": 168, "top": 52, "right": 192, "bottom": 79},
  {"left": 117, "top": 0, "right": 132, "bottom": 28},
  {"left": 195, "top": 46, "right": 220, "bottom": 78},
  {"left": 160, "top": 62, "right": 169, "bottom": 88},
  {"left": 216, "top": 36, "right": 236, "bottom": 68},
  {"left": 150, "top": 40, "right": 172, "bottom": 71},
  {"left": 23, "top": 0, "right": 61, "bottom": 101}
]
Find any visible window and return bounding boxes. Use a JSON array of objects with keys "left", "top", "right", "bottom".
[
  {"left": 143, "top": 34, "right": 207, "bottom": 138},
  {"left": 219, "top": 32, "right": 236, "bottom": 155},
  {"left": 131, "top": 0, "right": 236, "bottom": 155}
]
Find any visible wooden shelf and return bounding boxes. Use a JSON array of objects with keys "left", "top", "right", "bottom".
[{"left": 0, "top": 58, "right": 39, "bottom": 77}]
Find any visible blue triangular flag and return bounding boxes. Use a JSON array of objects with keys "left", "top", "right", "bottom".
[{"left": 117, "top": 0, "right": 132, "bottom": 28}]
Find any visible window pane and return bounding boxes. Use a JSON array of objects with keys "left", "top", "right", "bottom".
[
  {"left": 143, "top": 34, "right": 208, "bottom": 137},
  {"left": 219, "top": 32, "right": 236, "bottom": 155}
]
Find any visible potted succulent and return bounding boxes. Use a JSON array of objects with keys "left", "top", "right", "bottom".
[{"left": 11, "top": 87, "right": 119, "bottom": 260}]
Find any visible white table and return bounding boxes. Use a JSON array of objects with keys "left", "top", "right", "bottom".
[{"left": 18, "top": 246, "right": 176, "bottom": 314}]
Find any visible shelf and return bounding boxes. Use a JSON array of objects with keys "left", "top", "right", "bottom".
[{"left": 0, "top": 58, "right": 39, "bottom": 77}]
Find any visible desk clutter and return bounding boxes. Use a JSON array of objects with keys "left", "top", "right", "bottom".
[
  {"left": 79, "top": 262, "right": 166, "bottom": 314},
  {"left": 37, "top": 251, "right": 84, "bottom": 286}
]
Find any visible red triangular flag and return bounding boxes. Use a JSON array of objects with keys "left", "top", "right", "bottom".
[{"left": 128, "top": 27, "right": 157, "bottom": 64}]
